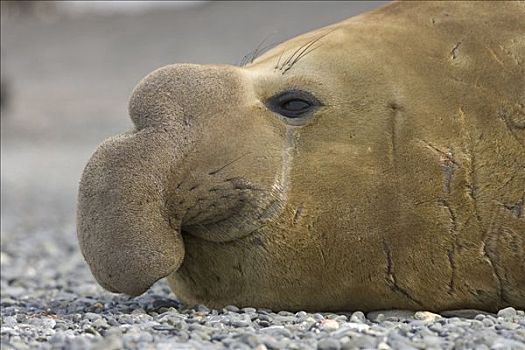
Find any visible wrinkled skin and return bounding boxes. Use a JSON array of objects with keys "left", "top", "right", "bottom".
[{"left": 77, "top": 1, "right": 525, "bottom": 312}]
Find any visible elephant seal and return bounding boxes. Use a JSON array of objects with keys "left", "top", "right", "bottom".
[{"left": 77, "top": 1, "right": 525, "bottom": 312}]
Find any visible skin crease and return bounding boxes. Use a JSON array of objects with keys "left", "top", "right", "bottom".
[{"left": 77, "top": 1, "right": 525, "bottom": 312}]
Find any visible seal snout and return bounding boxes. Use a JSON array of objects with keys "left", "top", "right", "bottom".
[
  {"left": 77, "top": 129, "right": 186, "bottom": 296},
  {"left": 78, "top": 63, "right": 257, "bottom": 295},
  {"left": 128, "top": 63, "right": 243, "bottom": 130}
]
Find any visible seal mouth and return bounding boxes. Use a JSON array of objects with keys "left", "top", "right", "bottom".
[{"left": 178, "top": 194, "right": 283, "bottom": 243}]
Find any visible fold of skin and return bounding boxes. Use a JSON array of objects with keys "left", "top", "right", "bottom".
[{"left": 77, "top": 1, "right": 525, "bottom": 312}]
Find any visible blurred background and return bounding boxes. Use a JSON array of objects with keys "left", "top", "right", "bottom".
[{"left": 1, "top": 1, "right": 386, "bottom": 271}]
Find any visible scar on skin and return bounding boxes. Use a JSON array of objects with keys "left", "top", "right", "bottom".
[
  {"left": 292, "top": 206, "right": 303, "bottom": 225},
  {"left": 388, "top": 102, "right": 403, "bottom": 167},
  {"left": 438, "top": 199, "right": 459, "bottom": 293},
  {"left": 450, "top": 41, "right": 461, "bottom": 60},
  {"left": 420, "top": 140, "right": 459, "bottom": 194},
  {"left": 382, "top": 239, "right": 423, "bottom": 307}
]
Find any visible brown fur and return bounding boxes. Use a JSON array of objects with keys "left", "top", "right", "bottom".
[{"left": 77, "top": 1, "right": 525, "bottom": 312}]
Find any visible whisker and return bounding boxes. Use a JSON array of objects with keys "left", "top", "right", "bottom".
[
  {"left": 280, "top": 38, "right": 314, "bottom": 69},
  {"left": 280, "top": 28, "right": 338, "bottom": 74},
  {"left": 282, "top": 43, "right": 323, "bottom": 75},
  {"left": 240, "top": 32, "right": 277, "bottom": 67},
  {"left": 281, "top": 40, "right": 319, "bottom": 74},
  {"left": 284, "top": 39, "right": 317, "bottom": 69},
  {"left": 240, "top": 48, "right": 256, "bottom": 67},
  {"left": 249, "top": 32, "right": 276, "bottom": 64},
  {"left": 253, "top": 42, "right": 280, "bottom": 63},
  {"left": 240, "top": 54, "right": 250, "bottom": 67},
  {"left": 275, "top": 49, "right": 286, "bottom": 70},
  {"left": 208, "top": 152, "right": 251, "bottom": 176},
  {"left": 288, "top": 36, "right": 324, "bottom": 67}
]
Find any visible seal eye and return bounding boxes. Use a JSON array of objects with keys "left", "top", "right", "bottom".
[
  {"left": 266, "top": 90, "right": 321, "bottom": 121},
  {"left": 280, "top": 99, "right": 311, "bottom": 116}
]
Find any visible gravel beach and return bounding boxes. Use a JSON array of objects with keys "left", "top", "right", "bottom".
[{"left": 1, "top": 2, "right": 524, "bottom": 349}]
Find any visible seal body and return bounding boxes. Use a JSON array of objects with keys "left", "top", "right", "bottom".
[{"left": 77, "top": 1, "right": 525, "bottom": 312}]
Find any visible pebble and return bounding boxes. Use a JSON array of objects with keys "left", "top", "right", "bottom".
[
  {"left": 92, "top": 318, "right": 109, "bottom": 329},
  {"left": 441, "top": 309, "right": 491, "bottom": 319},
  {"left": 224, "top": 305, "right": 240, "bottom": 312},
  {"left": 414, "top": 311, "right": 442, "bottom": 322},
  {"left": 96, "top": 335, "right": 124, "bottom": 350},
  {"left": 350, "top": 311, "right": 366, "bottom": 323},
  {"left": 497, "top": 307, "right": 517, "bottom": 319},
  {"left": 482, "top": 318, "right": 495, "bottom": 327},
  {"left": 422, "top": 335, "right": 445, "bottom": 347},
  {"left": 496, "top": 321, "right": 520, "bottom": 330},
  {"left": 319, "top": 319, "right": 340, "bottom": 332},
  {"left": 367, "top": 310, "right": 416, "bottom": 322},
  {"left": 259, "top": 325, "right": 293, "bottom": 338},
  {"left": 318, "top": 338, "right": 341, "bottom": 350},
  {"left": 3, "top": 316, "right": 17, "bottom": 327},
  {"left": 342, "top": 334, "right": 376, "bottom": 349},
  {"left": 0, "top": 252, "right": 12, "bottom": 266},
  {"left": 377, "top": 341, "right": 391, "bottom": 350},
  {"left": 296, "top": 311, "right": 308, "bottom": 318},
  {"left": 232, "top": 319, "right": 251, "bottom": 327},
  {"left": 84, "top": 312, "right": 101, "bottom": 321},
  {"left": 345, "top": 322, "right": 370, "bottom": 332},
  {"left": 492, "top": 338, "right": 525, "bottom": 349}
]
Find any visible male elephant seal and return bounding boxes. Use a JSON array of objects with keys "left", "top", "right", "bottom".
[{"left": 77, "top": 1, "right": 525, "bottom": 312}]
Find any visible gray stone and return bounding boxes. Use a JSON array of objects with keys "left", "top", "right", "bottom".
[
  {"left": 482, "top": 318, "right": 495, "bottom": 327},
  {"left": 313, "top": 314, "right": 325, "bottom": 321},
  {"left": 95, "top": 335, "right": 124, "bottom": 350},
  {"left": 350, "top": 311, "right": 366, "bottom": 323},
  {"left": 92, "top": 318, "right": 109, "bottom": 329},
  {"left": 333, "top": 315, "right": 348, "bottom": 322},
  {"left": 278, "top": 311, "right": 294, "bottom": 317},
  {"left": 224, "top": 305, "right": 240, "bottom": 312},
  {"left": 232, "top": 319, "right": 252, "bottom": 327},
  {"left": 138, "top": 332, "right": 154, "bottom": 343},
  {"left": 492, "top": 338, "right": 525, "bottom": 350},
  {"left": 330, "top": 327, "right": 362, "bottom": 340},
  {"left": 341, "top": 335, "right": 376, "bottom": 349},
  {"left": 422, "top": 335, "right": 444, "bottom": 347},
  {"left": 368, "top": 310, "right": 416, "bottom": 322},
  {"left": 495, "top": 321, "right": 520, "bottom": 330},
  {"left": 2, "top": 315, "right": 17, "bottom": 327},
  {"left": 296, "top": 311, "right": 308, "bottom": 319},
  {"left": 259, "top": 325, "right": 293, "bottom": 338},
  {"left": 84, "top": 312, "right": 101, "bottom": 321},
  {"left": 48, "top": 333, "right": 67, "bottom": 345},
  {"left": 414, "top": 311, "right": 442, "bottom": 322},
  {"left": 319, "top": 319, "right": 340, "bottom": 332},
  {"left": 497, "top": 307, "right": 517, "bottom": 319},
  {"left": 318, "top": 338, "right": 341, "bottom": 350},
  {"left": 441, "top": 309, "right": 492, "bottom": 319}
]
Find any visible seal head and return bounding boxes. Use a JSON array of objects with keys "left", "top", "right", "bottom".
[{"left": 78, "top": 1, "right": 525, "bottom": 311}]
